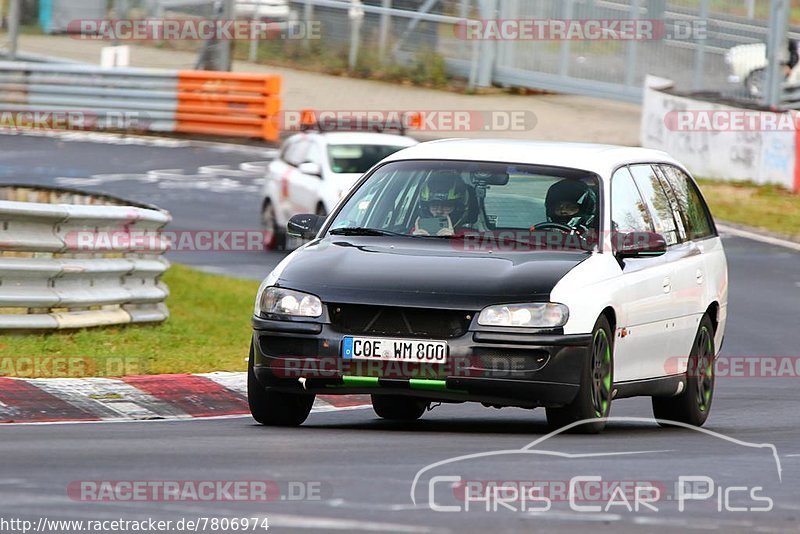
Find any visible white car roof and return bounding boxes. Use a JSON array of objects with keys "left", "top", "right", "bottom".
[
  {"left": 313, "top": 131, "right": 419, "bottom": 147},
  {"left": 382, "top": 139, "right": 682, "bottom": 177}
]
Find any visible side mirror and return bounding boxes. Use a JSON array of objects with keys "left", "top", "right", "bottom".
[
  {"left": 298, "top": 162, "right": 322, "bottom": 177},
  {"left": 615, "top": 231, "right": 667, "bottom": 259},
  {"left": 288, "top": 214, "right": 324, "bottom": 240}
]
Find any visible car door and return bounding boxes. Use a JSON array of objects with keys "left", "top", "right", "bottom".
[
  {"left": 656, "top": 164, "right": 720, "bottom": 362},
  {"left": 610, "top": 166, "right": 675, "bottom": 382},
  {"left": 279, "top": 137, "right": 311, "bottom": 221},
  {"left": 290, "top": 139, "right": 325, "bottom": 215},
  {"left": 627, "top": 164, "right": 689, "bottom": 379}
]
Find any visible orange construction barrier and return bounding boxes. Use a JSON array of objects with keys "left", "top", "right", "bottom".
[{"left": 175, "top": 71, "right": 282, "bottom": 142}]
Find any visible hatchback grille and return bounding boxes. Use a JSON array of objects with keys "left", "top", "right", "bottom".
[{"left": 328, "top": 304, "right": 472, "bottom": 339}]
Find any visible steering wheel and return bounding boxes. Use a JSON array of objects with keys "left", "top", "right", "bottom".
[{"left": 533, "top": 222, "right": 578, "bottom": 234}]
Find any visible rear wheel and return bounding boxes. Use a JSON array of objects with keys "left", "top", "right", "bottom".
[
  {"left": 248, "top": 342, "right": 314, "bottom": 426},
  {"left": 546, "top": 315, "right": 613, "bottom": 434},
  {"left": 262, "top": 200, "right": 286, "bottom": 251},
  {"left": 744, "top": 68, "right": 766, "bottom": 97},
  {"left": 371, "top": 395, "right": 427, "bottom": 421},
  {"left": 652, "top": 315, "right": 715, "bottom": 427}
]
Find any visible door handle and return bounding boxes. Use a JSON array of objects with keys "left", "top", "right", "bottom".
[
  {"left": 662, "top": 277, "right": 672, "bottom": 294},
  {"left": 696, "top": 269, "right": 704, "bottom": 285}
]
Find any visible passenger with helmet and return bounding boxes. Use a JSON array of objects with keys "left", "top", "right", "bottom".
[
  {"left": 542, "top": 179, "right": 598, "bottom": 233},
  {"left": 412, "top": 170, "right": 470, "bottom": 236}
]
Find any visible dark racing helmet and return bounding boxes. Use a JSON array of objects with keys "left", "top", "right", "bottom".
[
  {"left": 419, "top": 170, "right": 468, "bottom": 220},
  {"left": 545, "top": 179, "right": 597, "bottom": 227}
]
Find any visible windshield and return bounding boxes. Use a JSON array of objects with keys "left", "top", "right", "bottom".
[
  {"left": 327, "top": 144, "right": 409, "bottom": 174},
  {"left": 328, "top": 160, "right": 601, "bottom": 250}
]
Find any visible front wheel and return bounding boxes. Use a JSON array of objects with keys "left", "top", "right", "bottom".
[
  {"left": 652, "top": 315, "right": 715, "bottom": 427},
  {"left": 248, "top": 343, "right": 315, "bottom": 426},
  {"left": 546, "top": 315, "right": 613, "bottom": 434},
  {"left": 262, "top": 200, "right": 286, "bottom": 251},
  {"left": 371, "top": 395, "right": 427, "bottom": 421}
]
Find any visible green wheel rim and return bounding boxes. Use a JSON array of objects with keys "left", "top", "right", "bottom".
[
  {"left": 694, "top": 326, "right": 714, "bottom": 412},
  {"left": 591, "top": 328, "right": 612, "bottom": 418}
]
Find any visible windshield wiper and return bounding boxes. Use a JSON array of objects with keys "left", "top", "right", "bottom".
[{"left": 329, "top": 227, "right": 401, "bottom": 237}]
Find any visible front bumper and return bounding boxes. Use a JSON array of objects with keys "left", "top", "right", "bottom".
[{"left": 251, "top": 316, "right": 592, "bottom": 409}]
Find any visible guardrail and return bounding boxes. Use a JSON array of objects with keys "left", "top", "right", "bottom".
[
  {"left": 0, "top": 61, "right": 282, "bottom": 142},
  {"left": 0, "top": 186, "right": 172, "bottom": 331}
]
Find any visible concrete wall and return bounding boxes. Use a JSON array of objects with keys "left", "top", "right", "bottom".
[{"left": 641, "top": 75, "right": 799, "bottom": 192}]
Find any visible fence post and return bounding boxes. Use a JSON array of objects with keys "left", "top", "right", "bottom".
[
  {"left": 765, "top": 0, "right": 790, "bottom": 109},
  {"left": 691, "top": 0, "right": 709, "bottom": 91},
  {"left": 348, "top": 0, "right": 365, "bottom": 70},
  {"left": 8, "top": 0, "right": 20, "bottom": 61},
  {"left": 476, "top": 0, "right": 497, "bottom": 87},
  {"left": 379, "top": 0, "right": 391, "bottom": 60},
  {"left": 558, "top": 0, "right": 574, "bottom": 77},
  {"left": 623, "top": 0, "right": 640, "bottom": 89},
  {"left": 304, "top": 0, "right": 315, "bottom": 50}
]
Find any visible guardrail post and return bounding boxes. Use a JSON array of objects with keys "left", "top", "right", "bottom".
[
  {"left": 624, "top": 0, "right": 640, "bottom": 90},
  {"left": 303, "top": 0, "right": 315, "bottom": 50},
  {"left": 765, "top": 0, "right": 790, "bottom": 109},
  {"left": 558, "top": 0, "right": 574, "bottom": 77}
]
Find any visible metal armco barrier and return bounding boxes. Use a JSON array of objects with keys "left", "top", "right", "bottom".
[
  {"left": 0, "top": 61, "right": 282, "bottom": 142},
  {"left": 0, "top": 186, "right": 172, "bottom": 331}
]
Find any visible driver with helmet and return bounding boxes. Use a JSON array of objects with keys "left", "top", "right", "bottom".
[
  {"left": 541, "top": 179, "right": 597, "bottom": 233},
  {"left": 412, "top": 170, "right": 470, "bottom": 236}
]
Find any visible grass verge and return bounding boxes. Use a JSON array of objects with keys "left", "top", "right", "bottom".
[
  {"left": 0, "top": 264, "right": 260, "bottom": 378},
  {"left": 697, "top": 179, "right": 800, "bottom": 241}
]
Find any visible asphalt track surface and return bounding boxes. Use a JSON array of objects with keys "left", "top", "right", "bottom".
[{"left": 2, "top": 134, "right": 800, "bottom": 532}]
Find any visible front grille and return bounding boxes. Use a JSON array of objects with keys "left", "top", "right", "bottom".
[{"left": 328, "top": 304, "right": 473, "bottom": 339}]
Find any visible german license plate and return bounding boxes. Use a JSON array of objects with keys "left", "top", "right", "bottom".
[{"left": 342, "top": 336, "right": 448, "bottom": 363}]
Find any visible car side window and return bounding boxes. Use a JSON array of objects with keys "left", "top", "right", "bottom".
[
  {"left": 658, "top": 165, "right": 715, "bottom": 240},
  {"left": 628, "top": 164, "right": 680, "bottom": 247},
  {"left": 284, "top": 139, "right": 309, "bottom": 167},
  {"left": 611, "top": 167, "right": 655, "bottom": 236}
]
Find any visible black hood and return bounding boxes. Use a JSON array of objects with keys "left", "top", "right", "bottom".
[{"left": 275, "top": 237, "right": 590, "bottom": 310}]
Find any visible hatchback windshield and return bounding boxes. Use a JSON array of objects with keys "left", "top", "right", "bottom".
[
  {"left": 328, "top": 160, "right": 601, "bottom": 249},
  {"left": 327, "top": 144, "right": 409, "bottom": 174}
]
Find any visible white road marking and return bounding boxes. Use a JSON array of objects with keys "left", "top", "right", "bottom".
[
  {"left": 265, "top": 513, "right": 446, "bottom": 533},
  {"left": 718, "top": 223, "right": 800, "bottom": 253}
]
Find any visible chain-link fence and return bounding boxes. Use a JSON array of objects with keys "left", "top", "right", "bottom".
[{"left": 16, "top": 0, "right": 799, "bottom": 109}]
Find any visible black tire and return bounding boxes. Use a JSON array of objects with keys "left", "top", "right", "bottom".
[
  {"left": 371, "top": 395, "right": 428, "bottom": 421},
  {"left": 247, "top": 342, "right": 314, "bottom": 426},
  {"left": 546, "top": 315, "right": 613, "bottom": 434},
  {"left": 262, "top": 200, "right": 286, "bottom": 251},
  {"left": 652, "top": 315, "right": 715, "bottom": 428},
  {"left": 744, "top": 68, "right": 766, "bottom": 97}
]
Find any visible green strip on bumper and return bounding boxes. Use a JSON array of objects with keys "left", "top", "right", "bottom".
[
  {"left": 409, "top": 379, "right": 448, "bottom": 391},
  {"left": 341, "top": 376, "right": 380, "bottom": 388}
]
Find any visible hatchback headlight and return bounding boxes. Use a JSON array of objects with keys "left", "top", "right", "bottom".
[
  {"left": 257, "top": 287, "right": 323, "bottom": 318},
  {"left": 478, "top": 303, "right": 569, "bottom": 328}
]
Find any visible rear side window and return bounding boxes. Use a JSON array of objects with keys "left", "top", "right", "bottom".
[
  {"left": 611, "top": 167, "right": 654, "bottom": 234},
  {"left": 658, "top": 165, "right": 715, "bottom": 240},
  {"left": 628, "top": 164, "right": 680, "bottom": 246}
]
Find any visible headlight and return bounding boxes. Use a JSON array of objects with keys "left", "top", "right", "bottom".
[
  {"left": 257, "top": 287, "right": 323, "bottom": 318},
  {"left": 478, "top": 303, "right": 569, "bottom": 328}
]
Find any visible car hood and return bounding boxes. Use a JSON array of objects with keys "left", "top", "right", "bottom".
[{"left": 275, "top": 237, "right": 591, "bottom": 310}]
